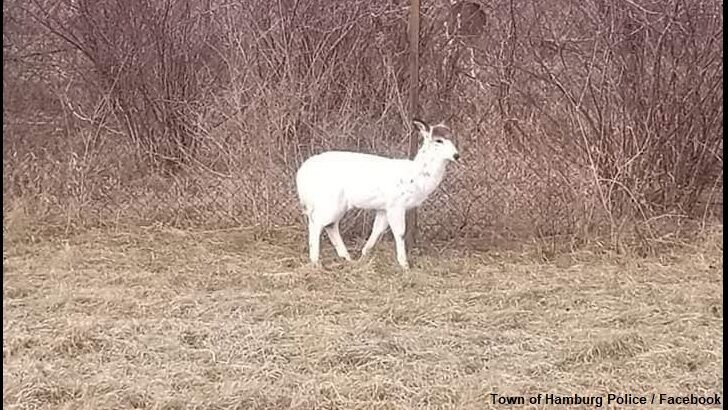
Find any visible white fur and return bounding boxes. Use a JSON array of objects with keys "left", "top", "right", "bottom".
[{"left": 295, "top": 119, "right": 460, "bottom": 269}]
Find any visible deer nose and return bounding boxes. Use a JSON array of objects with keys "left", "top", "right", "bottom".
[{"left": 453, "top": 153, "right": 460, "bottom": 161}]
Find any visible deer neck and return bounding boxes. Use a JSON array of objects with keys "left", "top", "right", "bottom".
[{"left": 412, "top": 150, "right": 448, "bottom": 189}]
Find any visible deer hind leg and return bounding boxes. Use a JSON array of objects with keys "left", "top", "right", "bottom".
[
  {"left": 325, "top": 221, "right": 351, "bottom": 261},
  {"left": 307, "top": 216, "right": 325, "bottom": 267}
]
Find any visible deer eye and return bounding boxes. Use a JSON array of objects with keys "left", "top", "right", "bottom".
[{"left": 435, "top": 138, "right": 444, "bottom": 144}]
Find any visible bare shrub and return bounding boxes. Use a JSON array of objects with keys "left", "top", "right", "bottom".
[{"left": 3, "top": 0, "right": 722, "bottom": 249}]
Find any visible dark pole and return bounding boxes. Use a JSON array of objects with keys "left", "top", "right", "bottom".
[{"left": 405, "top": 0, "right": 420, "bottom": 249}]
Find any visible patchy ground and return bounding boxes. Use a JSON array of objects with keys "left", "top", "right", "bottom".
[{"left": 2, "top": 224, "right": 723, "bottom": 409}]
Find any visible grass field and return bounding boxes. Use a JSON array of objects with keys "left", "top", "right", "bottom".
[{"left": 2, "top": 223, "right": 723, "bottom": 409}]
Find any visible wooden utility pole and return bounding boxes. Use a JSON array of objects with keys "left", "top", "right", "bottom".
[{"left": 405, "top": 0, "right": 421, "bottom": 249}]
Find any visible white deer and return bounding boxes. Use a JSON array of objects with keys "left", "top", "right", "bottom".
[{"left": 295, "top": 118, "right": 460, "bottom": 269}]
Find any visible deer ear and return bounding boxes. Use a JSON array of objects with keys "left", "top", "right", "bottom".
[
  {"left": 412, "top": 118, "right": 431, "bottom": 141},
  {"left": 412, "top": 118, "right": 429, "bottom": 133}
]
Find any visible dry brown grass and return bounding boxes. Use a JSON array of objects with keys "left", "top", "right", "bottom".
[{"left": 2, "top": 223, "right": 723, "bottom": 409}]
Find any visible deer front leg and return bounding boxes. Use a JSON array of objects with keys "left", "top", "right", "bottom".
[
  {"left": 361, "top": 210, "right": 389, "bottom": 258},
  {"left": 386, "top": 207, "right": 409, "bottom": 269}
]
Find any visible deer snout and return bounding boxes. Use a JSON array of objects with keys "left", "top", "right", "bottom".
[{"left": 453, "top": 153, "right": 460, "bottom": 161}]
